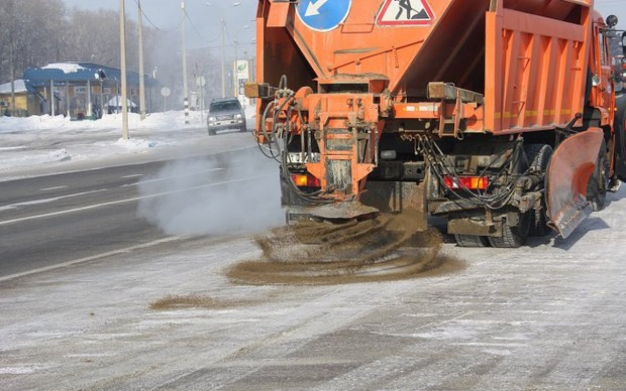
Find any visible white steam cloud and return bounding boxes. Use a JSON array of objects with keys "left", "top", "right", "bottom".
[{"left": 137, "top": 150, "right": 284, "bottom": 236}]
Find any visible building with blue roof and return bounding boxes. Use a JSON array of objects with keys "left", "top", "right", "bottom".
[{"left": 17, "top": 62, "right": 158, "bottom": 119}]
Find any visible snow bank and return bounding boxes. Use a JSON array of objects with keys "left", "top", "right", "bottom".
[{"left": 0, "top": 108, "right": 257, "bottom": 174}]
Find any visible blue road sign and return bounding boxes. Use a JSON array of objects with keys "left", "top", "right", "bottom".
[{"left": 297, "top": 0, "right": 352, "bottom": 32}]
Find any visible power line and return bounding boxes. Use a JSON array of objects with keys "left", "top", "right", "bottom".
[
  {"left": 188, "top": 41, "right": 256, "bottom": 51},
  {"left": 186, "top": 12, "right": 221, "bottom": 44},
  {"left": 131, "top": 0, "right": 184, "bottom": 32}
]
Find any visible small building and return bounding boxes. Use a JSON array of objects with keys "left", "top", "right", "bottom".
[
  {"left": 0, "top": 79, "right": 49, "bottom": 117},
  {"left": 22, "top": 62, "right": 158, "bottom": 120},
  {"left": 105, "top": 95, "right": 138, "bottom": 114}
]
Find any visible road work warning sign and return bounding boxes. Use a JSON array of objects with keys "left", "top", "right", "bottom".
[{"left": 377, "top": 0, "right": 435, "bottom": 25}]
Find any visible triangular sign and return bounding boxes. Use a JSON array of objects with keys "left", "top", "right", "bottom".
[{"left": 377, "top": 0, "right": 435, "bottom": 25}]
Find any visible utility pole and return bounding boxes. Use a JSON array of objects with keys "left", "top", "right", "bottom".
[
  {"left": 120, "top": 0, "right": 129, "bottom": 139},
  {"left": 221, "top": 17, "right": 226, "bottom": 98},
  {"left": 233, "top": 38, "right": 239, "bottom": 97},
  {"left": 138, "top": 0, "right": 146, "bottom": 120},
  {"left": 8, "top": 0, "right": 15, "bottom": 116},
  {"left": 182, "top": 0, "right": 189, "bottom": 124},
  {"left": 9, "top": 39, "right": 15, "bottom": 116},
  {"left": 206, "top": 3, "right": 240, "bottom": 98}
]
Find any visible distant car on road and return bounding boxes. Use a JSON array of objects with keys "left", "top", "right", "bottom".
[{"left": 207, "top": 97, "right": 246, "bottom": 136}]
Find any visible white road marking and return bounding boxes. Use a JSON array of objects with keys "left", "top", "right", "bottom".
[
  {"left": 2, "top": 167, "right": 226, "bottom": 213},
  {"left": 0, "top": 236, "right": 182, "bottom": 282},
  {"left": 121, "top": 174, "right": 143, "bottom": 179},
  {"left": 0, "top": 174, "right": 272, "bottom": 226},
  {"left": 131, "top": 167, "right": 224, "bottom": 185},
  {"left": 0, "top": 189, "right": 108, "bottom": 212},
  {"left": 0, "top": 146, "right": 26, "bottom": 151},
  {"left": 120, "top": 167, "right": 224, "bottom": 188},
  {"left": 40, "top": 186, "right": 69, "bottom": 191}
]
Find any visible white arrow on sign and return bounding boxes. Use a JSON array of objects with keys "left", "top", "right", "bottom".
[{"left": 305, "top": 0, "right": 330, "bottom": 17}]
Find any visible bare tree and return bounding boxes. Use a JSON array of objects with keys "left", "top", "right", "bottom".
[
  {"left": 0, "top": 1, "right": 224, "bottom": 112},
  {"left": 0, "top": 0, "right": 67, "bottom": 80}
]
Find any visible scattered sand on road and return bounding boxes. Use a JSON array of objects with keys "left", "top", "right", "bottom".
[
  {"left": 148, "top": 213, "right": 465, "bottom": 311},
  {"left": 227, "top": 213, "right": 465, "bottom": 286},
  {"left": 150, "top": 294, "right": 258, "bottom": 310}
]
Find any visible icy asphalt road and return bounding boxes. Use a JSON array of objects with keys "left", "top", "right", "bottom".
[
  {"left": 0, "top": 139, "right": 279, "bottom": 278},
  {"left": 1, "top": 111, "right": 626, "bottom": 390},
  {"left": 1, "top": 188, "right": 625, "bottom": 389}
]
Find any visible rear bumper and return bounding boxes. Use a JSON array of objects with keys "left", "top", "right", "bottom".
[{"left": 208, "top": 119, "right": 246, "bottom": 132}]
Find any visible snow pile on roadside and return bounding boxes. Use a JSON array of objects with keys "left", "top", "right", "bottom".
[
  {"left": 0, "top": 108, "right": 258, "bottom": 174},
  {"left": 0, "top": 105, "right": 256, "bottom": 134},
  {"left": 0, "top": 114, "right": 73, "bottom": 132},
  {"left": 113, "top": 137, "right": 161, "bottom": 150},
  {"left": 0, "top": 111, "right": 206, "bottom": 133},
  {"left": 0, "top": 148, "right": 72, "bottom": 171}
]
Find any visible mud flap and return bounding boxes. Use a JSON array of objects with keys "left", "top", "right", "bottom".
[
  {"left": 297, "top": 181, "right": 427, "bottom": 227},
  {"left": 545, "top": 128, "right": 604, "bottom": 239},
  {"left": 304, "top": 202, "right": 379, "bottom": 221}
]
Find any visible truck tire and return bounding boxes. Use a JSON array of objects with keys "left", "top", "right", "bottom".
[
  {"left": 487, "top": 143, "right": 532, "bottom": 248},
  {"left": 586, "top": 139, "right": 609, "bottom": 211},
  {"left": 613, "top": 99, "right": 626, "bottom": 183},
  {"left": 525, "top": 144, "right": 553, "bottom": 236},
  {"left": 488, "top": 212, "right": 531, "bottom": 248},
  {"left": 454, "top": 234, "right": 490, "bottom": 247}
]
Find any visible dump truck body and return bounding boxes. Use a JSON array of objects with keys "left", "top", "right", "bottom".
[{"left": 249, "top": 0, "right": 626, "bottom": 247}]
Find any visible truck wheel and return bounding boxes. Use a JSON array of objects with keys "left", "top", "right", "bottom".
[
  {"left": 586, "top": 139, "right": 609, "bottom": 211},
  {"left": 454, "top": 234, "right": 490, "bottom": 247},
  {"left": 488, "top": 212, "right": 531, "bottom": 248},
  {"left": 613, "top": 100, "right": 626, "bottom": 183},
  {"left": 525, "top": 144, "right": 553, "bottom": 236}
]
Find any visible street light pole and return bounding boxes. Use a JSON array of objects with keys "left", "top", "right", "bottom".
[
  {"left": 138, "top": 0, "right": 146, "bottom": 120},
  {"left": 206, "top": 2, "right": 241, "bottom": 98},
  {"left": 120, "top": 0, "right": 129, "bottom": 139},
  {"left": 9, "top": 38, "right": 15, "bottom": 116},
  {"left": 182, "top": 0, "right": 189, "bottom": 124},
  {"left": 221, "top": 17, "right": 226, "bottom": 98},
  {"left": 8, "top": 0, "right": 15, "bottom": 116}
]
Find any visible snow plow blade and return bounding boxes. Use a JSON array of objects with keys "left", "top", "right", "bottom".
[{"left": 545, "top": 128, "right": 604, "bottom": 239}]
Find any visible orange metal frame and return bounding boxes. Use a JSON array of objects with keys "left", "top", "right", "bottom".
[
  {"left": 258, "top": 0, "right": 600, "bottom": 135},
  {"left": 305, "top": 93, "right": 379, "bottom": 198},
  {"left": 254, "top": 0, "right": 614, "bottom": 204}
]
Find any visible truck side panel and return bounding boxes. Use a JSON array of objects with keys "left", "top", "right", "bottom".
[{"left": 485, "top": 2, "right": 591, "bottom": 134}]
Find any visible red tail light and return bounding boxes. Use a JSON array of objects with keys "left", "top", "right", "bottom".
[
  {"left": 291, "top": 173, "right": 321, "bottom": 188},
  {"left": 444, "top": 176, "right": 489, "bottom": 191}
]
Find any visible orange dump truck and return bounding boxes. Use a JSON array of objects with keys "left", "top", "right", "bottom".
[{"left": 246, "top": 0, "right": 626, "bottom": 248}]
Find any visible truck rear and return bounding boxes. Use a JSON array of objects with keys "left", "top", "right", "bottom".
[{"left": 247, "top": 0, "right": 626, "bottom": 247}]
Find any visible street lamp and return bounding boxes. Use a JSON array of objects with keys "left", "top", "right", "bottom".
[
  {"left": 182, "top": 0, "right": 189, "bottom": 124},
  {"left": 138, "top": 0, "right": 146, "bottom": 120},
  {"left": 119, "top": 0, "right": 129, "bottom": 139}
]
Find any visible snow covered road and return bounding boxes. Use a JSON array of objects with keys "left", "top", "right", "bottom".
[
  {"left": 1, "top": 111, "right": 626, "bottom": 390},
  {"left": 1, "top": 188, "right": 626, "bottom": 390}
]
